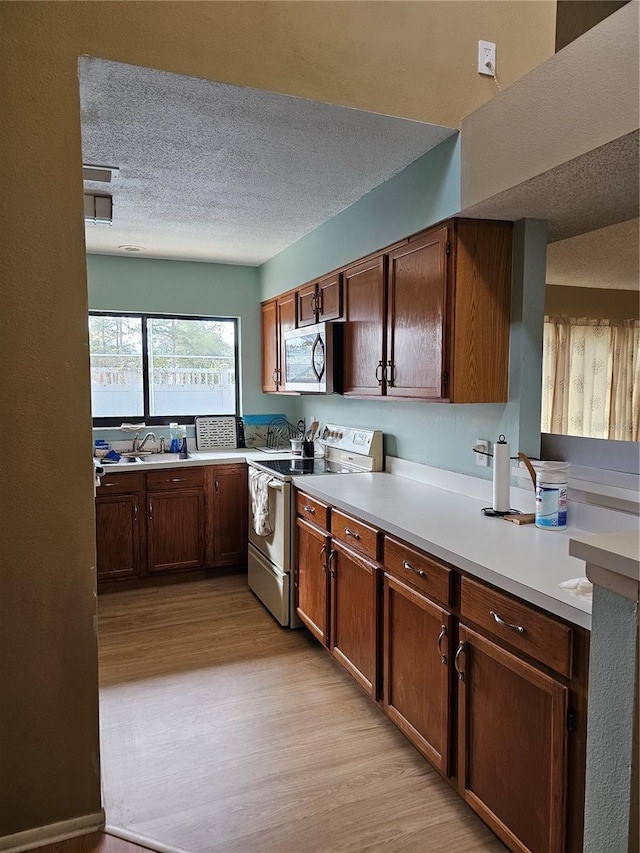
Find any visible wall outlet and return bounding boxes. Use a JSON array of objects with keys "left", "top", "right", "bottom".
[
  {"left": 474, "top": 439, "right": 490, "bottom": 466},
  {"left": 478, "top": 40, "right": 496, "bottom": 77}
]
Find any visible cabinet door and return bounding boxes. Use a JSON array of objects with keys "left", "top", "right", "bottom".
[
  {"left": 261, "top": 300, "right": 279, "bottom": 392},
  {"left": 212, "top": 465, "right": 248, "bottom": 566},
  {"left": 456, "top": 625, "right": 568, "bottom": 853},
  {"left": 383, "top": 574, "right": 452, "bottom": 775},
  {"left": 95, "top": 494, "right": 142, "bottom": 581},
  {"left": 343, "top": 255, "right": 386, "bottom": 396},
  {"left": 297, "top": 282, "right": 318, "bottom": 328},
  {"left": 147, "top": 489, "right": 205, "bottom": 574},
  {"left": 317, "top": 273, "right": 342, "bottom": 321},
  {"left": 296, "top": 518, "right": 330, "bottom": 645},
  {"left": 278, "top": 291, "right": 297, "bottom": 388},
  {"left": 386, "top": 227, "right": 448, "bottom": 398},
  {"left": 329, "top": 540, "right": 379, "bottom": 697}
]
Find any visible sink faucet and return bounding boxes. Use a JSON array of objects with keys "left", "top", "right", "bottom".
[{"left": 136, "top": 431, "right": 157, "bottom": 452}]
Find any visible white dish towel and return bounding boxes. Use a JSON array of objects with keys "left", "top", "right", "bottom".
[
  {"left": 558, "top": 577, "right": 593, "bottom": 599},
  {"left": 249, "top": 469, "right": 274, "bottom": 537}
]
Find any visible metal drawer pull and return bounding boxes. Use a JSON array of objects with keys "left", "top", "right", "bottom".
[
  {"left": 103, "top": 483, "right": 116, "bottom": 487},
  {"left": 490, "top": 611, "right": 525, "bottom": 634},
  {"left": 454, "top": 641, "right": 466, "bottom": 681},
  {"left": 170, "top": 477, "right": 183, "bottom": 482},
  {"left": 375, "top": 360, "right": 384, "bottom": 384},
  {"left": 403, "top": 560, "right": 426, "bottom": 578},
  {"left": 303, "top": 505, "right": 316, "bottom": 514},
  {"left": 344, "top": 527, "right": 360, "bottom": 540},
  {"left": 437, "top": 625, "right": 447, "bottom": 665}
]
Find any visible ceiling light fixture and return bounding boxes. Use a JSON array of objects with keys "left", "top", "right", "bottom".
[
  {"left": 118, "top": 245, "right": 144, "bottom": 253},
  {"left": 84, "top": 194, "right": 112, "bottom": 225},
  {"left": 83, "top": 164, "right": 119, "bottom": 183}
]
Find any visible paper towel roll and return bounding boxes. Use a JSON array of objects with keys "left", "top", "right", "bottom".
[{"left": 492, "top": 436, "right": 511, "bottom": 512}]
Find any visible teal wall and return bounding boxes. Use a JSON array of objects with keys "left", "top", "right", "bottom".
[
  {"left": 261, "top": 134, "right": 461, "bottom": 298},
  {"left": 259, "top": 133, "right": 547, "bottom": 477},
  {"left": 87, "top": 254, "right": 296, "bottom": 421}
]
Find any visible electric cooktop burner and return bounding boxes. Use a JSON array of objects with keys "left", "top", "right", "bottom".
[{"left": 256, "top": 458, "right": 355, "bottom": 476}]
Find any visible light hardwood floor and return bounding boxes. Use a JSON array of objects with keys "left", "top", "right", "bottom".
[{"left": 96, "top": 576, "right": 506, "bottom": 853}]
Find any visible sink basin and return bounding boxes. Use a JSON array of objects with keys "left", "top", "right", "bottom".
[{"left": 117, "top": 452, "right": 190, "bottom": 464}]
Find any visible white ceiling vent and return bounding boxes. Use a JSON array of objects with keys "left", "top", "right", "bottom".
[
  {"left": 84, "top": 194, "right": 113, "bottom": 225},
  {"left": 83, "top": 164, "right": 119, "bottom": 183}
]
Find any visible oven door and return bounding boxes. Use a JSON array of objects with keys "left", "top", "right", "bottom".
[{"left": 248, "top": 469, "right": 290, "bottom": 571}]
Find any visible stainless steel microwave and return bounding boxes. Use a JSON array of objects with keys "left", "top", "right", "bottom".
[{"left": 282, "top": 322, "right": 343, "bottom": 393}]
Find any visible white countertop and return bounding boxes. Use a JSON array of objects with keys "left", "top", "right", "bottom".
[
  {"left": 292, "top": 471, "right": 595, "bottom": 630},
  {"left": 97, "top": 448, "right": 290, "bottom": 472}
]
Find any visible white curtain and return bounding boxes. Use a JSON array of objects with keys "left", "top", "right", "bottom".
[{"left": 541, "top": 317, "right": 640, "bottom": 441}]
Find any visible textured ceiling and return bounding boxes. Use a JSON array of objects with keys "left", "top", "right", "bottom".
[
  {"left": 80, "top": 58, "right": 455, "bottom": 265},
  {"left": 546, "top": 218, "right": 639, "bottom": 290},
  {"left": 460, "top": 130, "right": 639, "bottom": 244}
]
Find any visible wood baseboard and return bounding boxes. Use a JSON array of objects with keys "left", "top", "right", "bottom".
[
  {"left": 105, "top": 825, "right": 187, "bottom": 853},
  {"left": 0, "top": 810, "right": 105, "bottom": 853}
]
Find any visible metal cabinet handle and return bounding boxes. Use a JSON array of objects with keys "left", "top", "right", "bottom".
[
  {"left": 311, "top": 293, "right": 318, "bottom": 315},
  {"left": 454, "top": 641, "right": 466, "bottom": 681},
  {"left": 490, "top": 611, "right": 525, "bottom": 634},
  {"left": 272, "top": 368, "right": 278, "bottom": 384},
  {"left": 133, "top": 502, "right": 138, "bottom": 522},
  {"left": 148, "top": 501, "right": 153, "bottom": 522},
  {"left": 375, "top": 360, "right": 384, "bottom": 385},
  {"left": 403, "top": 559, "right": 426, "bottom": 578},
  {"left": 437, "top": 625, "right": 447, "bottom": 665},
  {"left": 385, "top": 360, "right": 394, "bottom": 384},
  {"left": 303, "top": 505, "right": 316, "bottom": 514},
  {"left": 170, "top": 477, "right": 183, "bottom": 482},
  {"left": 103, "top": 483, "right": 116, "bottom": 487},
  {"left": 320, "top": 543, "right": 328, "bottom": 572},
  {"left": 316, "top": 290, "right": 323, "bottom": 315},
  {"left": 344, "top": 527, "right": 360, "bottom": 540},
  {"left": 328, "top": 549, "right": 337, "bottom": 577},
  {"left": 215, "top": 479, "right": 219, "bottom": 492}
]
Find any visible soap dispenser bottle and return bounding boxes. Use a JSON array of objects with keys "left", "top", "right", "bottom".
[{"left": 169, "top": 422, "right": 179, "bottom": 453}]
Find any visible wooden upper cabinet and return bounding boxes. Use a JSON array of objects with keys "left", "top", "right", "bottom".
[
  {"left": 297, "top": 273, "right": 343, "bottom": 327},
  {"left": 342, "top": 255, "right": 386, "bottom": 396},
  {"left": 262, "top": 293, "right": 297, "bottom": 392},
  {"left": 387, "top": 227, "right": 448, "bottom": 399},
  {"left": 447, "top": 219, "right": 512, "bottom": 403},
  {"left": 261, "top": 300, "right": 279, "bottom": 392}
]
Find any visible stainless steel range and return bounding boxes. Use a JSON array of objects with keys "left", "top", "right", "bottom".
[{"left": 247, "top": 425, "right": 383, "bottom": 627}]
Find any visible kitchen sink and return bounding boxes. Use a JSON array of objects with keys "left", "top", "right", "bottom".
[{"left": 118, "top": 452, "right": 190, "bottom": 464}]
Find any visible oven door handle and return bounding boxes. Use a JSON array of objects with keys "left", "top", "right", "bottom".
[{"left": 267, "top": 479, "right": 283, "bottom": 490}]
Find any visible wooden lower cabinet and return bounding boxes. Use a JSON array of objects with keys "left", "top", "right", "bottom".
[
  {"left": 383, "top": 573, "right": 452, "bottom": 775},
  {"left": 296, "top": 517, "right": 330, "bottom": 644},
  {"left": 211, "top": 464, "right": 248, "bottom": 566},
  {"left": 95, "top": 494, "right": 142, "bottom": 581},
  {"left": 329, "top": 539, "right": 379, "bottom": 698},
  {"left": 456, "top": 625, "right": 569, "bottom": 853},
  {"left": 147, "top": 489, "right": 205, "bottom": 574}
]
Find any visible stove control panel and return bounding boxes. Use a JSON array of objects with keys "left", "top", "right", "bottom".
[{"left": 320, "top": 424, "right": 383, "bottom": 470}]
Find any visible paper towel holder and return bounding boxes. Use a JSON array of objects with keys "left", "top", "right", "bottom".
[{"left": 480, "top": 434, "right": 522, "bottom": 518}]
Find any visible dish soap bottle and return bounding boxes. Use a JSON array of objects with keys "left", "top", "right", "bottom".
[
  {"left": 169, "top": 422, "right": 179, "bottom": 453},
  {"left": 178, "top": 425, "right": 187, "bottom": 454}
]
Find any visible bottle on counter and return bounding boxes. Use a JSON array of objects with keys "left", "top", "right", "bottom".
[
  {"left": 178, "top": 425, "right": 188, "bottom": 454},
  {"left": 535, "top": 462, "right": 570, "bottom": 530},
  {"left": 169, "top": 422, "right": 179, "bottom": 453}
]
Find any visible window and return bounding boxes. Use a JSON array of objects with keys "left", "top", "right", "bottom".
[{"left": 89, "top": 313, "right": 239, "bottom": 425}]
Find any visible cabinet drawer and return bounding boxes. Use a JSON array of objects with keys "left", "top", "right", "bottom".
[
  {"left": 331, "top": 509, "right": 379, "bottom": 559},
  {"left": 383, "top": 536, "right": 451, "bottom": 606},
  {"left": 146, "top": 466, "right": 204, "bottom": 491},
  {"left": 96, "top": 472, "right": 143, "bottom": 495},
  {"left": 296, "top": 492, "right": 329, "bottom": 530},
  {"left": 460, "top": 576, "right": 573, "bottom": 677}
]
